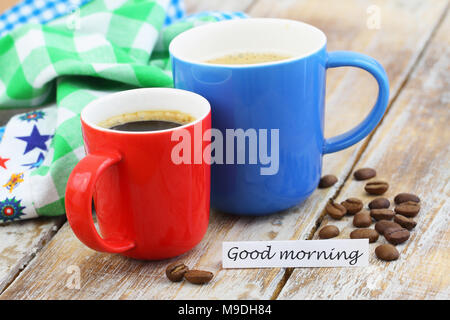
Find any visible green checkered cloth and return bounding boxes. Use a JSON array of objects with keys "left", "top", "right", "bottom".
[{"left": 0, "top": 0, "right": 222, "bottom": 222}]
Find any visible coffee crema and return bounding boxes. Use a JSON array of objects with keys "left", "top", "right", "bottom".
[
  {"left": 98, "top": 110, "right": 196, "bottom": 132},
  {"left": 205, "top": 52, "right": 291, "bottom": 65}
]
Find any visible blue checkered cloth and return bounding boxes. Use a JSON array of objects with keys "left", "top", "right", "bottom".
[
  {"left": 0, "top": 0, "right": 90, "bottom": 37},
  {"left": 164, "top": 1, "right": 248, "bottom": 25},
  {"left": 0, "top": 0, "right": 191, "bottom": 37},
  {"left": 0, "top": 0, "right": 247, "bottom": 40},
  {"left": 164, "top": 0, "right": 185, "bottom": 25}
]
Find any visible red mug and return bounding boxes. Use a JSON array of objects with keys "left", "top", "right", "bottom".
[{"left": 65, "top": 88, "right": 211, "bottom": 260}]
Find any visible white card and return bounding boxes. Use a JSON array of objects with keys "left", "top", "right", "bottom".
[{"left": 222, "top": 239, "right": 369, "bottom": 268}]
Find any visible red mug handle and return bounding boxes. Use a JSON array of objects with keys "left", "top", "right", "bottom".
[{"left": 65, "top": 151, "right": 135, "bottom": 253}]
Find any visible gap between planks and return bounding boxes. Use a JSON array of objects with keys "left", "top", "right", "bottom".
[{"left": 269, "top": 3, "right": 450, "bottom": 300}]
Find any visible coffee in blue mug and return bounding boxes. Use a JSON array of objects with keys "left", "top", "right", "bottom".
[{"left": 170, "top": 18, "right": 389, "bottom": 215}]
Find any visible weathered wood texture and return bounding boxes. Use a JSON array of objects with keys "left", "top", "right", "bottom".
[
  {"left": 279, "top": 11, "right": 450, "bottom": 300},
  {"left": 0, "top": 0, "right": 448, "bottom": 300},
  {"left": 0, "top": 217, "right": 65, "bottom": 293}
]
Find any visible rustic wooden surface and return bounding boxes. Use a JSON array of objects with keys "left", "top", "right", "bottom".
[
  {"left": 279, "top": 11, "right": 450, "bottom": 300},
  {"left": 0, "top": 0, "right": 448, "bottom": 300}
]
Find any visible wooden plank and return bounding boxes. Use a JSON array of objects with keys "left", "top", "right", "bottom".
[
  {"left": 278, "top": 11, "right": 450, "bottom": 300},
  {"left": 0, "top": 217, "right": 65, "bottom": 293},
  {"left": 1, "top": 0, "right": 448, "bottom": 299}
]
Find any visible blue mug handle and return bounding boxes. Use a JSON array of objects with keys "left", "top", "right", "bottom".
[{"left": 323, "top": 51, "right": 389, "bottom": 154}]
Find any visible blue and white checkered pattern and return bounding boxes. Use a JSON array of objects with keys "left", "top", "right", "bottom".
[
  {"left": 0, "top": 0, "right": 90, "bottom": 37},
  {"left": 0, "top": 0, "right": 188, "bottom": 37},
  {"left": 164, "top": 0, "right": 185, "bottom": 25}
]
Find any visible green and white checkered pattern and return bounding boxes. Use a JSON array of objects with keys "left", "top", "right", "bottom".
[{"left": 0, "top": 0, "right": 238, "bottom": 222}]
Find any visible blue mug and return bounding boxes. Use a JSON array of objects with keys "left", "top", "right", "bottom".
[{"left": 170, "top": 18, "right": 389, "bottom": 215}]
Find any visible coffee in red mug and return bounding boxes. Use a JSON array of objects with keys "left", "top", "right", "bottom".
[{"left": 65, "top": 88, "right": 211, "bottom": 260}]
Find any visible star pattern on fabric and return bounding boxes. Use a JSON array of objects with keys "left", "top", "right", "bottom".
[
  {"left": 3, "top": 172, "right": 24, "bottom": 193},
  {"left": 0, "top": 156, "right": 9, "bottom": 169},
  {"left": 19, "top": 110, "right": 46, "bottom": 122},
  {"left": 16, "top": 125, "right": 52, "bottom": 154},
  {"left": 0, "top": 197, "right": 26, "bottom": 222},
  {"left": 22, "top": 152, "right": 45, "bottom": 169}
]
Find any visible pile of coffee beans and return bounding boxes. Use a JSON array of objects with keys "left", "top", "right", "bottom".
[
  {"left": 318, "top": 168, "right": 421, "bottom": 262},
  {"left": 166, "top": 261, "right": 214, "bottom": 285}
]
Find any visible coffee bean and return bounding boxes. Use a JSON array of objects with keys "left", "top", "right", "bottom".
[
  {"left": 354, "top": 168, "right": 376, "bottom": 180},
  {"left": 165, "top": 262, "right": 189, "bottom": 282},
  {"left": 325, "top": 200, "right": 347, "bottom": 220},
  {"left": 184, "top": 270, "right": 214, "bottom": 285},
  {"left": 394, "top": 214, "right": 417, "bottom": 230},
  {"left": 375, "top": 220, "right": 401, "bottom": 235},
  {"left": 368, "top": 197, "right": 390, "bottom": 209},
  {"left": 319, "top": 175, "right": 338, "bottom": 188},
  {"left": 353, "top": 211, "right": 372, "bottom": 228},
  {"left": 350, "top": 228, "right": 379, "bottom": 243},
  {"left": 384, "top": 226, "right": 410, "bottom": 245},
  {"left": 394, "top": 193, "right": 420, "bottom": 204},
  {"left": 341, "top": 198, "right": 363, "bottom": 215},
  {"left": 395, "top": 201, "right": 420, "bottom": 217},
  {"left": 375, "top": 244, "right": 399, "bottom": 261},
  {"left": 364, "top": 181, "right": 389, "bottom": 195},
  {"left": 318, "top": 225, "right": 340, "bottom": 239},
  {"left": 370, "top": 208, "right": 395, "bottom": 221}
]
